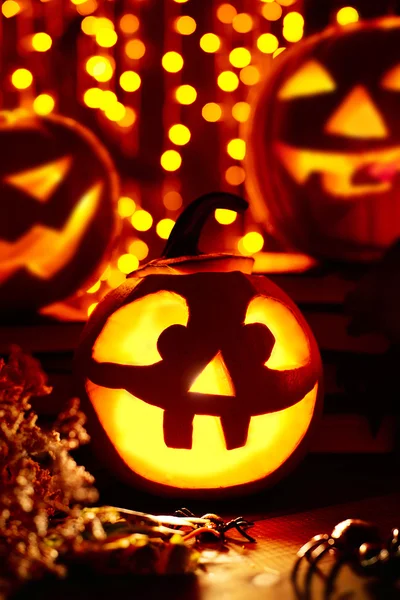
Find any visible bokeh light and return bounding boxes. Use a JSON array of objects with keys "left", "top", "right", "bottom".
[
  {"left": 104, "top": 102, "right": 126, "bottom": 122},
  {"left": 217, "top": 3, "right": 237, "bottom": 24},
  {"left": 125, "top": 39, "right": 146, "bottom": 59},
  {"left": 200, "top": 33, "right": 221, "bottom": 53},
  {"left": 96, "top": 28, "right": 118, "bottom": 48},
  {"left": 215, "top": 209, "right": 237, "bottom": 225},
  {"left": 239, "top": 231, "right": 264, "bottom": 254},
  {"left": 225, "top": 166, "right": 246, "bottom": 186},
  {"left": 76, "top": 0, "right": 98, "bottom": 17},
  {"left": 336, "top": 6, "right": 359, "bottom": 25},
  {"left": 107, "top": 270, "right": 126, "bottom": 289},
  {"left": 162, "top": 51, "right": 184, "bottom": 73},
  {"left": 118, "top": 253, "right": 139, "bottom": 274},
  {"left": 118, "top": 107, "right": 137, "bottom": 128},
  {"left": 131, "top": 209, "right": 153, "bottom": 231},
  {"left": 86, "top": 56, "right": 114, "bottom": 82},
  {"left": 33, "top": 94, "right": 55, "bottom": 115},
  {"left": 2, "top": 0, "right": 20, "bottom": 18},
  {"left": 161, "top": 149, "right": 182, "bottom": 171},
  {"left": 283, "top": 11, "right": 304, "bottom": 42},
  {"left": 11, "top": 68, "right": 33, "bottom": 89},
  {"left": 262, "top": 2, "right": 282, "bottom": 21},
  {"left": 87, "top": 280, "right": 101, "bottom": 294},
  {"left": 175, "top": 84, "right": 197, "bottom": 104},
  {"left": 175, "top": 15, "right": 196, "bottom": 35},
  {"left": 163, "top": 191, "right": 183, "bottom": 210},
  {"left": 118, "top": 196, "right": 136, "bottom": 218},
  {"left": 227, "top": 138, "right": 246, "bottom": 160},
  {"left": 229, "top": 47, "right": 251, "bottom": 68},
  {"left": 81, "top": 16, "right": 97, "bottom": 35},
  {"left": 202, "top": 102, "right": 222, "bottom": 122},
  {"left": 168, "top": 124, "right": 191, "bottom": 145},
  {"left": 156, "top": 218, "right": 175, "bottom": 239},
  {"left": 232, "top": 102, "right": 251, "bottom": 122},
  {"left": 119, "top": 14, "right": 140, "bottom": 34},
  {"left": 232, "top": 13, "right": 253, "bottom": 33},
  {"left": 84, "top": 87, "right": 103, "bottom": 108},
  {"left": 120, "top": 70, "right": 141, "bottom": 92},
  {"left": 217, "top": 71, "right": 239, "bottom": 92},
  {"left": 257, "top": 33, "right": 279, "bottom": 53},
  {"left": 128, "top": 239, "right": 149, "bottom": 260},
  {"left": 32, "top": 32, "right": 52, "bottom": 51},
  {"left": 240, "top": 65, "right": 260, "bottom": 85}
]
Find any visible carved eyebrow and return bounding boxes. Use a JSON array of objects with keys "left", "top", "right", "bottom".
[
  {"left": 381, "top": 64, "right": 400, "bottom": 91},
  {"left": 278, "top": 60, "right": 336, "bottom": 100},
  {"left": 4, "top": 156, "right": 72, "bottom": 202}
]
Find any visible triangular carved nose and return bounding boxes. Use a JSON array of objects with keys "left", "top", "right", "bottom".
[
  {"left": 189, "top": 352, "right": 234, "bottom": 396},
  {"left": 325, "top": 85, "right": 388, "bottom": 139}
]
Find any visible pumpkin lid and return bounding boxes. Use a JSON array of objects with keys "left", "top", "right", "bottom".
[{"left": 132, "top": 192, "right": 255, "bottom": 277}]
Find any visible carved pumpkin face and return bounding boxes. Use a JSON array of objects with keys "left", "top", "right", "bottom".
[
  {"left": 246, "top": 17, "right": 400, "bottom": 261},
  {"left": 0, "top": 111, "right": 118, "bottom": 314},
  {"left": 75, "top": 194, "right": 323, "bottom": 497}
]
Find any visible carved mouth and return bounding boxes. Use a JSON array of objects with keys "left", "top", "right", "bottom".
[{"left": 276, "top": 142, "right": 400, "bottom": 199}]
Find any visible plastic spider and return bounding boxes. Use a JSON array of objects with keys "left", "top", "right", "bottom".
[
  {"left": 292, "top": 519, "right": 400, "bottom": 599},
  {"left": 174, "top": 508, "right": 256, "bottom": 543}
]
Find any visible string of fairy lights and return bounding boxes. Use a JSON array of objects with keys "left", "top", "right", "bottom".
[{"left": 0, "top": 0, "right": 361, "bottom": 317}]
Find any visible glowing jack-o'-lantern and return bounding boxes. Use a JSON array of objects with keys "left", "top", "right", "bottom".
[
  {"left": 75, "top": 193, "right": 323, "bottom": 497},
  {"left": 0, "top": 110, "right": 118, "bottom": 314},
  {"left": 246, "top": 17, "right": 400, "bottom": 262}
]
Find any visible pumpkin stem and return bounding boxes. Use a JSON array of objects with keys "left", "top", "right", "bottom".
[{"left": 161, "top": 192, "right": 248, "bottom": 259}]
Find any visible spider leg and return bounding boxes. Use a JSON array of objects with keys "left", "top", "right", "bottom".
[
  {"left": 291, "top": 536, "right": 329, "bottom": 599},
  {"left": 304, "top": 542, "right": 334, "bottom": 600},
  {"left": 324, "top": 556, "right": 347, "bottom": 600},
  {"left": 234, "top": 524, "right": 256, "bottom": 543},
  {"left": 174, "top": 508, "right": 195, "bottom": 518}
]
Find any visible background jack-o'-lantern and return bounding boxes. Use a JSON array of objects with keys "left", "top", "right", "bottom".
[
  {"left": 0, "top": 110, "right": 118, "bottom": 315},
  {"left": 246, "top": 17, "right": 400, "bottom": 262},
  {"left": 75, "top": 193, "right": 323, "bottom": 498}
]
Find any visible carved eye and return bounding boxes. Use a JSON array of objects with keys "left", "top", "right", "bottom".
[
  {"left": 92, "top": 291, "right": 189, "bottom": 366},
  {"left": 4, "top": 155, "right": 72, "bottom": 202},
  {"left": 381, "top": 64, "right": 400, "bottom": 91},
  {"left": 278, "top": 60, "right": 336, "bottom": 100}
]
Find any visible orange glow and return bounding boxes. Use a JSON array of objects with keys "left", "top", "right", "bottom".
[
  {"left": 175, "top": 84, "right": 197, "bottom": 104},
  {"left": 168, "top": 124, "right": 191, "bottom": 145},
  {"left": 86, "top": 56, "right": 113, "bottom": 82},
  {"left": 239, "top": 231, "right": 264, "bottom": 254},
  {"left": 118, "top": 253, "right": 139, "bottom": 274},
  {"left": 162, "top": 51, "right": 184, "bottom": 73},
  {"left": 175, "top": 15, "right": 196, "bottom": 35},
  {"left": 229, "top": 47, "right": 251, "bottom": 68},
  {"left": 33, "top": 94, "right": 55, "bottom": 115},
  {"left": 118, "top": 196, "right": 136, "bottom": 218},
  {"left": 163, "top": 191, "right": 183, "bottom": 210},
  {"left": 11, "top": 69, "right": 33, "bottom": 90},
  {"left": 325, "top": 86, "right": 388, "bottom": 139},
  {"left": 128, "top": 239, "right": 149, "bottom": 260},
  {"left": 76, "top": 0, "right": 98, "bottom": 17},
  {"left": 382, "top": 64, "right": 400, "bottom": 90},
  {"left": 257, "top": 33, "right": 279, "bottom": 53},
  {"left": 32, "top": 32, "right": 52, "bottom": 51},
  {"left": 120, "top": 70, "right": 141, "bottom": 92},
  {"left": 200, "top": 33, "right": 221, "bottom": 53},
  {"left": 202, "top": 102, "right": 222, "bottom": 122},
  {"left": 161, "top": 149, "right": 182, "bottom": 171},
  {"left": 262, "top": 2, "right": 282, "bottom": 21},
  {"left": 278, "top": 61, "right": 336, "bottom": 99},
  {"left": 336, "top": 6, "right": 359, "bottom": 25},
  {"left": 118, "top": 107, "right": 137, "bottom": 128},
  {"left": 277, "top": 0, "right": 297, "bottom": 4},
  {"left": 5, "top": 157, "right": 72, "bottom": 203},
  {"left": 81, "top": 16, "right": 97, "bottom": 35},
  {"left": 217, "top": 71, "right": 239, "bottom": 92},
  {"left": 119, "top": 14, "right": 139, "bottom": 34},
  {"left": 156, "top": 218, "right": 175, "bottom": 239},
  {"left": 232, "top": 101, "right": 251, "bottom": 122},
  {"left": 227, "top": 138, "right": 246, "bottom": 160},
  {"left": 225, "top": 165, "right": 246, "bottom": 185},
  {"left": 240, "top": 65, "right": 260, "bottom": 86},
  {"left": 2, "top": 0, "right": 20, "bottom": 17},
  {"left": 217, "top": 3, "right": 237, "bottom": 24},
  {"left": 125, "top": 39, "right": 146, "bottom": 59},
  {"left": 215, "top": 208, "right": 237, "bottom": 225},
  {"left": 232, "top": 13, "right": 253, "bottom": 33},
  {"left": 131, "top": 209, "right": 153, "bottom": 231},
  {"left": 253, "top": 252, "right": 318, "bottom": 274},
  {"left": 96, "top": 28, "right": 118, "bottom": 48}
]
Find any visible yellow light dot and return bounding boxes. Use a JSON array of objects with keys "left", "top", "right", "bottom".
[
  {"left": 100, "top": 265, "right": 111, "bottom": 280},
  {"left": 215, "top": 209, "right": 237, "bottom": 225},
  {"left": 33, "top": 94, "right": 55, "bottom": 115},
  {"left": 119, "top": 13, "right": 139, "bottom": 34},
  {"left": 227, "top": 138, "right": 246, "bottom": 160},
  {"left": 240, "top": 231, "right": 264, "bottom": 254},
  {"left": 225, "top": 166, "right": 246, "bottom": 186},
  {"left": 128, "top": 239, "right": 149, "bottom": 260},
  {"left": 175, "top": 15, "right": 196, "bottom": 35},
  {"left": 131, "top": 209, "right": 153, "bottom": 231},
  {"left": 87, "top": 302, "right": 98, "bottom": 316},
  {"left": 11, "top": 68, "right": 33, "bottom": 90},
  {"left": 81, "top": 16, "right": 97, "bottom": 35},
  {"left": 118, "top": 107, "right": 137, "bottom": 128},
  {"left": 107, "top": 269, "right": 126, "bottom": 289},
  {"left": 232, "top": 13, "right": 253, "bottom": 33},
  {"left": 232, "top": 101, "right": 250, "bottom": 123},
  {"left": 217, "top": 71, "right": 239, "bottom": 92},
  {"left": 173, "top": 0, "right": 189, "bottom": 3},
  {"left": 86, "top": 56, "right": 113, "bottom": 82},
  {"left": 240, "top": 65, "right": 260, "bottom": 86},
  {"left": 118, "top": 253, "right": 139, "bottom": 274},
  {"left": 87, "top": 280, "right": 101, "bottom": 294},
  {"left": 175, "top": 84, "right": 197, "bottom": 104},
  {"left": 96, "top": 28, "right": 118, "bottom": 48},
  {"left": 160, "top": 149, "right": 182, "bottom": 172},
  {"left": 262, "top": 2, "right": 282, "bottom": 21},
  {"left": 76, "top": 0, "right": 97, "bottom": 17},
  {"left": 229, "top": 47, "right": 251, "bottom": 68},
  {"left": 217, "top": 3, "right": 237, "bottom": 24},
  {"left": 163, "top": 191, "right": 182, "bottom": 210},
  {"left": 273, "top": 47, "right": 286, "bottom": 58},
  {"left": 283, "top": 11, "right": 304, "bottom": 28},
  {"left": 162, "top": 51, "right": 184, "bottom": 73},
  {"left": 99, "top": 90, "right": 117, "bottom": 110},
  {"left": 31, "top": 32, "right": 52, "bottom": 52},
  {"left": 105, "top": 102, "right": 126, "bottom": 122},
  {"left": 118, "top": 196, "right": 136, "bottom": 218},
  {"left": 125, "top": 39, "right": 146, "bottom": 59},
  {"left": 336, "top": 6, "right": 359, "bottom": 25},
  {"left": 94, "top": 17, "right": 114, "bottom": 30},
  {"left": 83, "top": 87, "right": 103, "bottom": 108},
  {"left": 156, "top": 218, "right": 175, "bottom": 239},
  {"left": 257, "top": 33, "right": 279, "bottom": 53},
  {"left": 120, "top": 70, "right": 141, "bottom": 92},
  {"left": 2, "top": 0, "right": 20, "bottom": 17},
  {"left": 168, "top": 124, "right": 191, "bottom": 145},
  {"left": 202, "top": 102, "right": 222, "bottom": 122},
  {"left": 277, "top": 0, "right": 297, "bottom": 4},
  {"left": 283, "top": 26, "right": 304, "bottom": 42},
  {"left": 71, "top": 0, "right": 87, "bottom": 5},
  {"left": 200, "top": 33, "right": 221, "bottom": 53}
]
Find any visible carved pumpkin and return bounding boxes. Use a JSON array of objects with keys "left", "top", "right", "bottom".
[
  {"left": 246, "top": 17, "right": 400, "bottom": 262},
  {"left": 0, "top": 110, "right": 118, "bottom": 314},
  {"left": 75, "top": 193, "right": 323, "bottom": 497}
]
